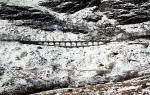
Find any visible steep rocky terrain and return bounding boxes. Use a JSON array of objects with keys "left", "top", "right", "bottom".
[
  {"left": 0, "top": 0, "right": 150, "bottom": 95},
  {"left": 32, "top": 75, "right": 150, "bottom": 95},
  {"left": 39, "top": 0, "right": 101, "bottom": 13},
  {"left": 103, "top": 0, "right": 150, "bottom": 25}
]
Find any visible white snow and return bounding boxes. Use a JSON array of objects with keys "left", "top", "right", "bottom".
[
  {"left": 0, "top": 40, "right": 150, "bottom": 93},
  {"left": 0, "top": 0, "right": 150, "bottom": 94},
  {"left": 0, "top": 0, "right": 42, "bottom": 7},
  {"left": 117, "top": 86, "right": 139, "bottom": 92}
]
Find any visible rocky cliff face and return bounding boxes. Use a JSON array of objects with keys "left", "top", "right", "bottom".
[
  {"left": 104, "top": 0, "right": 150, "bottom": 25},
  {"left": 39, "top": 0, "right": 101, "bottom": 13},
  {"left": 0, "top": 0, "right": 150, "bottom": 95}
]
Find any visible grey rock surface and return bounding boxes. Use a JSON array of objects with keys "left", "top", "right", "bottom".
[{"left": 104, "top": 0, "right": 150, "bottom": 24}]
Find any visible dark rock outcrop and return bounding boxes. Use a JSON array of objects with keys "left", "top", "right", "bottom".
[
  {"left": 122, "top": 0, "right": 149, "bottom": 4},
  {"left": 104, "top": 0, "right": 150, "bottom": 25},
  {"left": 0, "top": 67, "right": 5, "bottom": 76},
  {"left": 0, "top": 3, "right": 61, "bottom": 30},
  {"left": 39, "top": 0, "right": 101, "bottom": 14},
  {"left": 83, "top": 14, "right": 102, "bottom": 22},
  {"left": 0, "top": 3, "right": 89, "bottom": 34}
]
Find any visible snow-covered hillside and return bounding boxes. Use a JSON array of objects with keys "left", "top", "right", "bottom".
[
  {"left": 1, "top": 39, "right": 150, "bottom": 94},
  {"left": 0, "top": 0, "right": 150, "bottom": 94}
]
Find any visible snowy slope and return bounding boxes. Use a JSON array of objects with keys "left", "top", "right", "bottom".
[
  {"left": 0, "top": 0, "right": 150, "bottom": 94},
  {"left": 0, "top": 39, "right": 150, "bottom": 94}
]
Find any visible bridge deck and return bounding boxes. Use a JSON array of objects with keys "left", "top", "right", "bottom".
[{"left": 0, "top": 40, "right": 111, "bottom": 47}]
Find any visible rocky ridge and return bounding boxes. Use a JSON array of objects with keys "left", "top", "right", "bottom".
[{"left": 103, "top": 0, "right": 150, "bottom": 25}]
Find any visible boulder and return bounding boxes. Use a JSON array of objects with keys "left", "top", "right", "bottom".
[{"left": 83, "top": 14, "right": 102, "bottom": 22}]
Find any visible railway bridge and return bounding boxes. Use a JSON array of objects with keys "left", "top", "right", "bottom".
[{"left": 1, "top": 40, "right": 111, "bottom": 47}]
